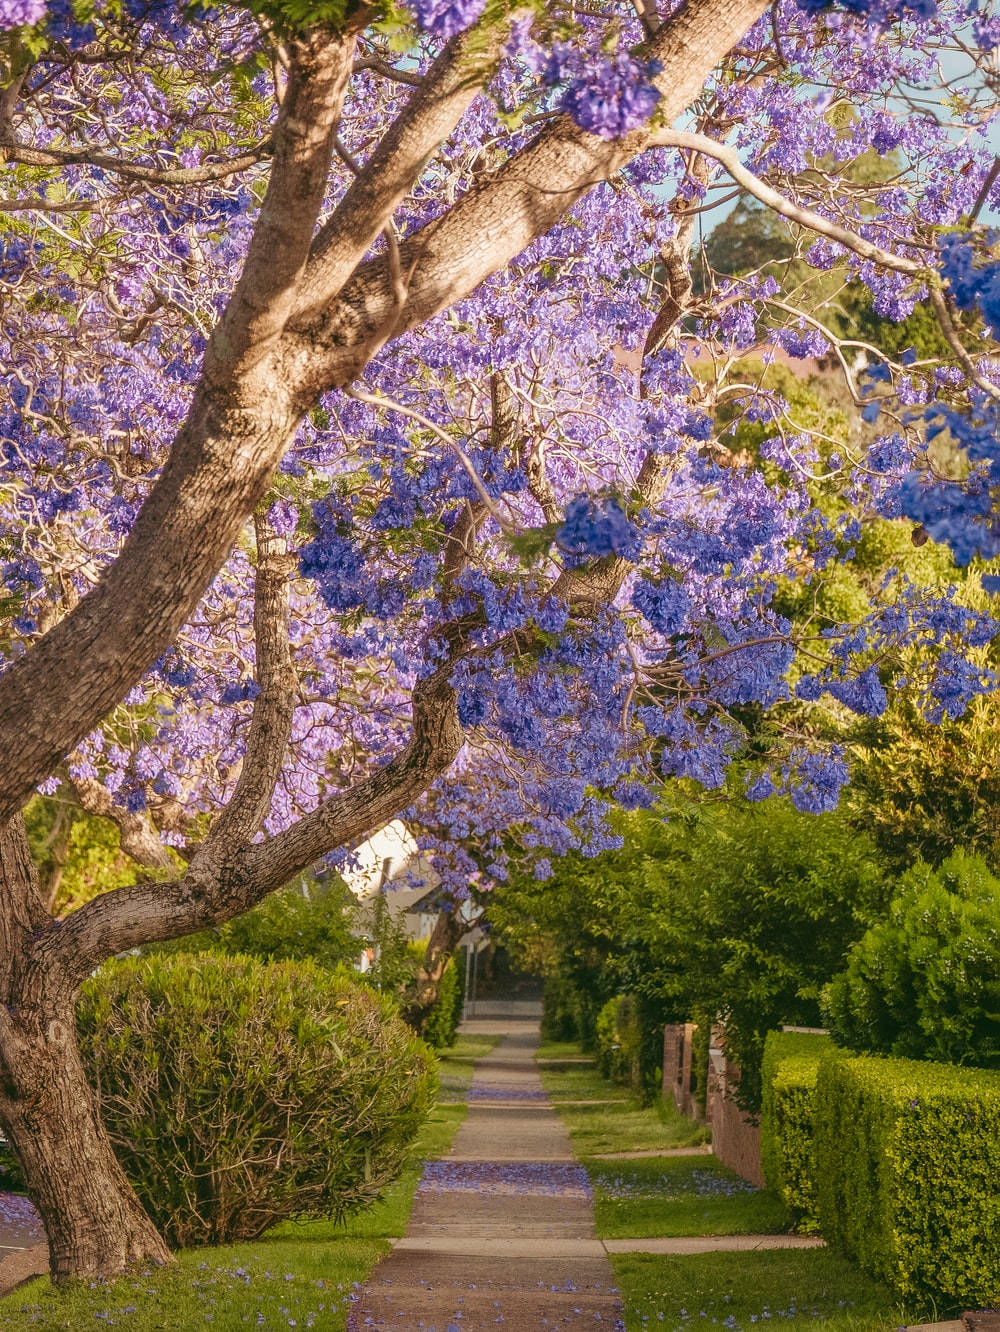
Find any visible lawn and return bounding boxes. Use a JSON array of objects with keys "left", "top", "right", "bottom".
[
  {"left": 537, "top": 1061, "right": 631, "bottom": 1102},
  {"left": 0, "top": 1054, "right": 478, "bottom": 1330},
  {"left": 437, "top": 1032, "right": 502, "bottom": 1103},
  {"left": 588, "top": 1157, "right": 793, "bottom": 1238},
  {"left": 535, "top": 1039, "right": 596, "bottom": 1059},
  {"left": 537, "top": 1044, "right": 709, "bottom": 1155},
  {"left": 611, "top": 1249, "right": 928, "bottom": 1332}
]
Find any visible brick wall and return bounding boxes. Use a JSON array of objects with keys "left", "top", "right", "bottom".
[
  {"left": 706, "top": 1025, "right": 764, "bottom": 1187},
  {"left": 662, "top": 1021, "right": 703, "bottom": 1120}
]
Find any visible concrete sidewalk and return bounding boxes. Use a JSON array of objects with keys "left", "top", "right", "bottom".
[
  {"left": 351, "top": 1019, "right": 624, "bottom": 1330},
  {"left": 0, "top": 1193, "right": 47, "bottom": 1296}
]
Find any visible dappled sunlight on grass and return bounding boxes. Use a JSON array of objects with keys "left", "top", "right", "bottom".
[
  {"left": 612, "top": 1250, "right": 928, "bottom": 1332},
  {"left": 537, "top": 1041, "right": 710, "bottom": 1154},
  {"left": 587, "top": 1157, "right": 792, "bottom": 1239}
]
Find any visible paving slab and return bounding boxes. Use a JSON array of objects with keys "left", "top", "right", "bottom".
[
  {"left": 0, "top": 1243, "right": 48, "bottom": 1296},
  {"left": 349, "top": 1251, "right": 620, "bottom": 1331},
  {"left": 353, "top": 1023, "right": 623, "bottom": 1330},
  {"left": 0, "top": 1193, "right": 43, "bottom": 1251},
  {"left": 602, "top": 1235, "right": 826, "bottom": 1254}
]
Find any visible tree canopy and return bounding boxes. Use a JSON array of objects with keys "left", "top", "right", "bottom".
[{"left": 0, "top": 0, "right": 999, "bottom": 1279}]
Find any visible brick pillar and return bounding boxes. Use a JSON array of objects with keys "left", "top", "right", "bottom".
[
  {"left": 679, "top": 1021, "right": 697, "bottom": 1117},
  {"left": 662, "top": 1024, "right": 683, "bottom": 1102},
  {"left": 706, "top": 1024, "right": 764, "bottom": 1187}
]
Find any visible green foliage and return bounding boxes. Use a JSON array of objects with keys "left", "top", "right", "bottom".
[
  {"left": 541, "top": 973, "right": 588, "bottom": 1044},
  {"left": 596, "top": 995, "right": 641, "bottom": 1088},
  {"left": 77, "top": 952, "right": 435, "bottom": 1247},
  {"left": 634, "top": 797, "right": 885, "bottom": 1111},
  {"left": 690, "top": 1011, "right": 710, "bottom": 1117},
  {"left": 760, "top": 1031, "right": 829, "bottom": 1234},
  {"left": 421, "top": 954, "right": 464, "bottom": 1050},
  {"left": 0, "top": 1137, "right": 21, "bottom": 1192},
  {"left": 356, "top": 897, "right": 422, "bottom": 998},
  {"left": 496, "top": 794, "right": 886, "bottom": 1114},
  {"left": 814, "top": 1050, "right": 1000, "bottom": 1305},
  {"left": 823, "top": 850, "right": 1000, "bottom": 1068},
  {"left": 218, "top": 877, "right": 357, "bottom": 969},
  {"left": 24, "top": 795, "right": 151, "bottom": 914},
  {"left": 847, "top": 687, "right": 1000, "bottom": 873}
]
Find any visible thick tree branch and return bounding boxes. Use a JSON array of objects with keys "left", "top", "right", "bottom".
[
  {"left": 191, "top": 512, "right": 298, "bottom": 870},
  {"left": 0, "top": 815, "right": 50, "bottom": 995},
  {"left": 211, "top": 29, "right": 359, "bottom": 375},
  {"left": 71, "top": 778, "right": 177, "bottom": 876},
  {"left": 0, "top": 142, "right": 273, "bottom": 186},
  {"left": 287, "top": 0, "right": 771, "bottom": 393},
  {"left": 294, "top": 22, "right": 510, "bottom": 321},
  {"left": 32, "top": 659, "right": 463, "bottom": 986},
  {"left": 0, "top": 34, "right": 354, "bottom": 828}
]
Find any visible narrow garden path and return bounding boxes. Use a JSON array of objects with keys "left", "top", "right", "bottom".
[{"left": 351, "top": 1017, "right": 625, "bottom": 1330}]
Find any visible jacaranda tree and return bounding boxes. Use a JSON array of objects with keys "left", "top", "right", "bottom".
[{"left": 0, "top": 0, "right": 998, "bottom": 1282}]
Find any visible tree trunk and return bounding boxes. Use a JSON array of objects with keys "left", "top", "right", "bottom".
[
  {"left": 0, "top": 814, "right": 172, "bottom": 1281},
  {"left": 0, "top": 989, "right": 173, "bottom": 1281},
  {"left": 407, "top": 908, "right": 468, "bottom": 1033}
]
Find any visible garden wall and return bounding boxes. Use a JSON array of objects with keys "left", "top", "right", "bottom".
[
  {"left": 707, "top": 1025, "right": 764, "bottom": 1187},
  {"left": 662, "top": 1021, "right": 702, "bottom": 1119}
]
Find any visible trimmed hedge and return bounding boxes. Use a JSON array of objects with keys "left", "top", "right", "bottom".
[
  {"left": 78, "top": 952, "right": 435, "bottom": 1247},
  {"left": 760, "top": 1031, "right": 828, "bottom": 1234},
  {"left": 815, "top": 1051, "right": 1000, "bottom": 1305}
]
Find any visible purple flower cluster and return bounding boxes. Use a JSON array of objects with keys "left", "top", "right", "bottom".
[
  {"left": 0, "top": 0, "right": 44, "bottom": 26},
  {"left": 558, "top": 494, "right": 641, "bottom": 563},
  {"left": 419, "top": 1161, "right": 592, "bottom": 1198},
  {"left": 562, "top": 53, "right": 661, "bottom": 140},
  {"left": 411, "top": 0, "right": 485, "bottom": 40}
]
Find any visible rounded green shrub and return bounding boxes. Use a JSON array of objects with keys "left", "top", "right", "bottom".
[
  {"left": 823, "top": 849, "right": 1000, "bottom": 1067},
  {"left": 77, "top": 952, "right": 435, "bottom": 1247}
]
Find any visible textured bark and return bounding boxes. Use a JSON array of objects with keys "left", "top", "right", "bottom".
[
  {"left": 0, "top": 816, "right": 172, "bottom": 1280},
  {"left": 289, "top": 0, "right": 770, "bottom": 390},
  {"left": 0, "top": 1003, "right": 172, "bottom": 1280},
  {"left": 0, "top": 0, "right": 767, "bottom": 827}
]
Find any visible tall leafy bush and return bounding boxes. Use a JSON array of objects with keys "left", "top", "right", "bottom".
[
  {"left": 77, "top": 953, "right": 435, "bottom": 1247},
  {"left": 421, "top": 953, "right": 464, "bottom": 1049},
  {"left": 824, "top": 850, "right": 1000, "bottom": 1067}
]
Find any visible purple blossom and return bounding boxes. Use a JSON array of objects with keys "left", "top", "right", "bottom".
[
  {"left": 829, "top": 665, "right": 888, "bottom": 717},
  {"left": 558, "top": 494, "right": 641, "bottom": 563},
  {"left": 412, "top": 0, "right": 485, "bottom": 40},
  {"left": 0, "top": 0, "right": 45, "bottom": 26},
  {"left": 561, "top": 55, "right": 661, "bottom": 141}
]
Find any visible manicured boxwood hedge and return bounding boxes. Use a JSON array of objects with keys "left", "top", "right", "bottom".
[
  {"left": 814, "top": 1051, "right": 1000, "bottom": 1306},
  {"left": 760, "top": 1031, "right": 828, "bottom": 1234}
]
